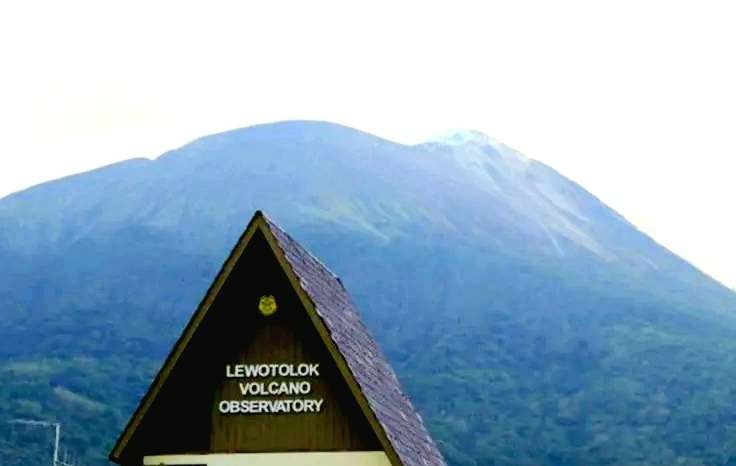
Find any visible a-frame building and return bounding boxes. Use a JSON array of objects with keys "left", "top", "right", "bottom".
[{"left": 109, "top": 211, "right": 446, "bottom": 466}]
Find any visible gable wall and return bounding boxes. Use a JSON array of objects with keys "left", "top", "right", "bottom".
[{"left": 120, "top": 229, "right": 381, "bottom": 463}]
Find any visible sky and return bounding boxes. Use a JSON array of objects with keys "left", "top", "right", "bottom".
[{"left": 0, "top": 1, "right": 734, "bottom": 288}]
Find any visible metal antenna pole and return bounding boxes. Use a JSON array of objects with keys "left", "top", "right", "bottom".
[
  {"left": 53, "top": 422, "right": 61, "bottom": 466},
  {"left": 5, "top": 419, "right": 62, "bottom": 466}
]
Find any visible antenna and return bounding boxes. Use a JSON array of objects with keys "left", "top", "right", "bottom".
[{"left": 5, "top": 419, "right": 77, "bottom": 466}]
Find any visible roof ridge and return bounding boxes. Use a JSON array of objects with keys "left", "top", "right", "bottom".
[{"left": 260, "top": 213, "right": 344, "bottom": 284}]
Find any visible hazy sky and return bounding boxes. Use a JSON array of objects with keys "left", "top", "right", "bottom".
[{"left": 0, "top": 1, "right": 734, "bottom": 288}]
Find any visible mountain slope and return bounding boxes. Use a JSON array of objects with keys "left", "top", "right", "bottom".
[{"left": 1, "top": 121, "right": 735, "bottom": 466}]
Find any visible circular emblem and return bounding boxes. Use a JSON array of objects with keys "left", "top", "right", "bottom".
[{"left": 258, "top": 295, "right": 277, "bottom": 316}]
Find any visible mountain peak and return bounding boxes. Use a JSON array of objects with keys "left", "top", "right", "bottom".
[
  {"left": 425, "top": 129, "right": 531, "bottom": 170},
  {"left": 427, "top": 129, "right": 498, "bottom": 147}
]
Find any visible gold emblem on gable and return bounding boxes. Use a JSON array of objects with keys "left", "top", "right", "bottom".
[{"left": 258, "top": 295, "right": 277, "bottom": 316}]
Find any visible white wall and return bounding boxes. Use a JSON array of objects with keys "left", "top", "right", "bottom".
[{"left": 144, "top": 451, "right": 391, "bottom": 466}]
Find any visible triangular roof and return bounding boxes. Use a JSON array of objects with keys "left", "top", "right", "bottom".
[{"left": 110, "top": 210, "right": 446, "bottom": 466}]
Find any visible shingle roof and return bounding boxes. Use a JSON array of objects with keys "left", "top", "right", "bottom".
[{"left": 264, "top": 214, "right": 447, "bottom": 466}]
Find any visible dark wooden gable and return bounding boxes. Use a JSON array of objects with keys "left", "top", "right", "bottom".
[{"left": 110, "top": 211, "right": 446, "bottom": 466}]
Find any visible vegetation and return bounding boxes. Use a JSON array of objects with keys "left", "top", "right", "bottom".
[{"left": 2, "top": 240, "right": 736, "bottom": 466}]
